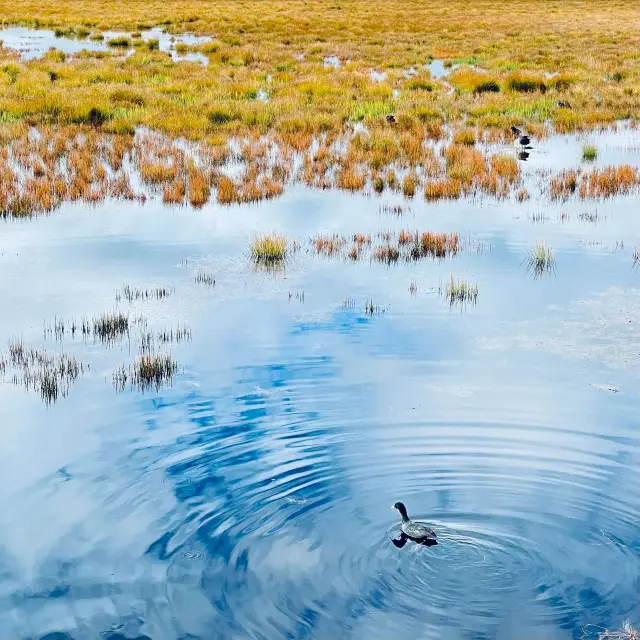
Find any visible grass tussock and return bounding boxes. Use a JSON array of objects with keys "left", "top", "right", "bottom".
[
  {"left": 250, "top": 233, "right": 287, "bottom": 264},
  {"left": 440, "top": 274, "right": 478, "bottom": 307},
  {"left": 582, "top": 144, "right": 598, "bottom": 161},
  {"left": 132, "top": 354, "right": 178, "bottom": 392},
  {"left": 93, "top": 312, "right": 129, "bottom": 343},
  {"left": 525, "top": 241, "right": 556, "bottom": 278}
]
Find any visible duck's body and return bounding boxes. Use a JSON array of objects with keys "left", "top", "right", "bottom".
[
  {"left": 518, "top": 135, "right": 531, "bottom": 148},
  {"left": 386, "top": 114, "right": 397, "bottom": 124},
  {"left": 392, "top": 502, "right": 437, "bottom": 546}
]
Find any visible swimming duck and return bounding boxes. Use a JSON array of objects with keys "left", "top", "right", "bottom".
[{"left": 392, "top": 502, "right": 437, "bottom": 545}]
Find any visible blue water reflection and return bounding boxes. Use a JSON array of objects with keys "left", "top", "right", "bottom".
[{"left": 0, "top": 177, "right": 639, "bottom": 638}]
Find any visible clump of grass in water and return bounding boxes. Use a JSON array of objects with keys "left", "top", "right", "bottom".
[
  {"left": 107, "top": 37, "right": 131, "bottom": 48},
  {"left": 194, "top": 270, "right": 215, "bottom": 286},
  {"left": 133, "top": 354, "right": 178, "bottom": 392},
  {"left": 582, "top": 144, "right": 598, "bottom": 161},
  {"left": 525, "top": 241, "right": 556, "bottom": 278},
  {"left": 365, "top": 299, "right": 385, "bottom": 315},
  {"left": 117, "top": 285, "right": 172, "bottom": 303},
  {"left": 440, "top": 274, "right": 478, "bottom": 307},
  {"left": 250, "top": 234, "right": 287, "bottom": 265},
  {"left": 93, "top": 312, "right": 129, "bottom": 343},
  {"left": 373, "top": 244, "right": 400, "bottom": 264},
  {"left": 313, "top": 234, "right": 345, "bottom": 256},
  {"left": 6, "top": 339, "right": 84, "bottom": 404}
]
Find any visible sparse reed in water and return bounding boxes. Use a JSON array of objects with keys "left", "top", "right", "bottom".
[{"left": 525, "top": 241, "right": 556, "bottom": 277}]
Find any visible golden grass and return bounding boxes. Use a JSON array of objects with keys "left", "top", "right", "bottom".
[
  {"left": 0, "top": 1, "right": 637, "bottom": 211},
  {"left": 250, "top": 233, "right": 288, "bottom": 263}
]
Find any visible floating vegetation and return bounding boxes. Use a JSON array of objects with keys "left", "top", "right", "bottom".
[
  {"left": 582, "top": 144, "right": 598, "bottom": 161},
  {"left": 440, "top": 274, "right": 478, "bottom": 307},
  {"left": 4, "top": 339, "right": 85, "bottom": 404},
  {"left": 525, "top": 241, "right": 556, "bottom": 278},
  {"left": 250, "top": 234, "right": 287, "bottom": 265},
  {"left": 93, "top": 312, "right": 129, "bottom": 344},
  {"left": 117, "top": 284, "right": 172, "bottom": 303}
]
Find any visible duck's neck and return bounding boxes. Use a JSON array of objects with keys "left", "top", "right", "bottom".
[{"left": 398, "top": 508, "right": 410, "bottom": 522}]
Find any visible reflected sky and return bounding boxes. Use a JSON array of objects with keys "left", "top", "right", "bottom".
[{"left": 1, "top": 134, "right": 640, "bottom": 638}]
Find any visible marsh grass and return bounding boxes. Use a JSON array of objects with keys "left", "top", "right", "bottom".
[
  {"left": 93, "top": 311, "right": 129, "bottom": 343},
  {"left": 133, "top": 354, "right": 178, "bottom": 391},
  {"left": 114, "top": 353, "right": 178, "bottom": 392},
  {"left": 117, "top": 285, "right": 172, "bottom": 303},
  {"left": 440, "top": 274, "right": 478, "bottom": 307},
  {"left": 6, "top": 339, "right": 84, "bottom": 404},
  {"left": 194, "top": 269, "right": 215, "bottom": 286},
  {"left": 250, "top": 233, "right": 287, "bottom": 264},
  {"left": 582, "top": 144, "right": 598, "bottom": 161},
  {"left": 525, "top": 241, "right": 556, "bottom": 278}
]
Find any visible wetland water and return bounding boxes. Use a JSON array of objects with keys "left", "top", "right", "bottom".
[{"left": 0, "top": 126, "right": 640, "bottom": 639}]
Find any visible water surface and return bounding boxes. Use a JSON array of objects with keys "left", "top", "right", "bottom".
[{"left": 0, "top": 132, "right": 639, "bottom": 639}]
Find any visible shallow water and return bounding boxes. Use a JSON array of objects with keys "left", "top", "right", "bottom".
[
  {"left": 1, "top": 128, "right": 640, "bottom": 639},
  {"left": 0, "top": 27, "right": 210, "bottom": 64}
]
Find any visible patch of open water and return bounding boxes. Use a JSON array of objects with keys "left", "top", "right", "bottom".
[
  {"left": 0, "top": 127, "right": 639, "bottom": 638},
  {"left": 0, "top": 26, "right": 210, "bottom": 64}
]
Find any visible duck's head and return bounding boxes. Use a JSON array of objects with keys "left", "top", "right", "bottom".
[{"left": 391, "top": 502, "right": 409, "bottom": 520}]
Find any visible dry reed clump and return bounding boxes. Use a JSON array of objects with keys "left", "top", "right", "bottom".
[
  {"left": 424, "top": 178, "right": 462, "bottom": 201},
  {"left": 313, "top": 233, "right": 345, "bottom": 256},
  {"left": 373, "top": 244, "right": 400, "bottom": 264},
  {"left": 578, "top": 165, "right": 639, "bottom": 198},
  {"left": 418, "top": 232, "right": 459, "bottom": 258},
  {"left": 549, "top": 169, "right": 579, "bottom": 201}
]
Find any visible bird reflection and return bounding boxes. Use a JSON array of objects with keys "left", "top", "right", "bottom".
[
  {"left": 518, "top": 150, "right": 530, "bottom": 161},
  {"left": 391, "top": 531, "right": 438, "bottom": 548}
]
